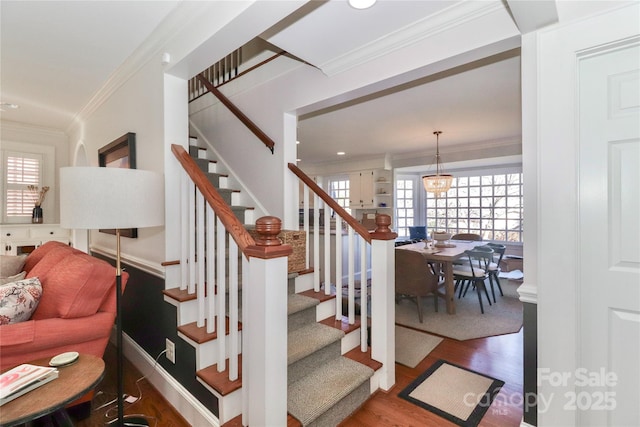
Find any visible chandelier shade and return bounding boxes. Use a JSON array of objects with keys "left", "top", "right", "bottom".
[{"left": 422, "top": 130, "right": 452, "bottom": 197}]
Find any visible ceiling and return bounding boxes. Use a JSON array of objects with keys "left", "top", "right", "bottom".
[
  {"left": 0, "top": 0, "right": 180, "bottom": 130},
  {"left": 0, "top": 1, "right": 551, "bottom": 167}
]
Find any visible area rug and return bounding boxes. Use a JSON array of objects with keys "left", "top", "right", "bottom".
[
  {"left": 399, "top": 359, "right": 504, "bottom": 427},
  {"left": 395, "top": 326, "right": 443, "bottom": 368},
  {"left": 395, "top": 280, "right": 523, "bottom": 340}
]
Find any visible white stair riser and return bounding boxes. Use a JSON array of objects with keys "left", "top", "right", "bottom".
[
  {"left": 294, "top": 273, "right": 314, "bottom": 293},
  {"left": 178, "top": 331, "right": 243, "bottom": 370},
  {"left": 316, "top": 299, "right": 336, "bottom": 321},
  {"left": 341, "top": 329, "right": 361, "bottom": 354},
  {"left": 164, "top": 296, "right": 199, "bottom": 326},
  {"left": 196, "top": 379, "right": 243, "bottom": 424}
]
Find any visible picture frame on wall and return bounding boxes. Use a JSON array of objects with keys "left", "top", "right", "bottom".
[{"left": 98, "top": 132, "right": 138, "bottom": 238}]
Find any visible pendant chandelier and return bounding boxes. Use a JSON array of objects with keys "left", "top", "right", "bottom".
[{"left": 422, "top": 131, "right": 453, "bottom": 197}]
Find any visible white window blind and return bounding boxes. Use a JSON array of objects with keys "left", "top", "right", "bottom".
[{"left": 5, "top": 153, "right": 42, "bottom": 217}]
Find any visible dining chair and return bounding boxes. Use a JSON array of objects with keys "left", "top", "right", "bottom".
[
  {"left": 395, "top": 249, "right": 445, "bottom": 322},
  {"left": 453, "top": 246, "right": 494, "bottom": 314},
  {"left": 485, "top": 242, "right": 506, "bottom": 302}
]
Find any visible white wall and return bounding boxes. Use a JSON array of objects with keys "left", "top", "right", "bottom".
[{"left": 64, "top": 1, "right": 265, "bottom": 267}]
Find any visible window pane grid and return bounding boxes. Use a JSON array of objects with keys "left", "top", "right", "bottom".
[
  {"left": 5, "top": 154, "right": 42, "bottom": 217},
  {"left": 425, "top": 172, "right": 523, "bottom": 242},
  {"left": 395, "top": 178, "right": 415, "bottom": 237},
  {"left": 328, "top": 178, "right": 351, "bottom": 215}
]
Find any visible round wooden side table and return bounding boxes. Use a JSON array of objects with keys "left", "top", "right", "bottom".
[{"left": 0, "top": 354, "right": 105, "bottom": 427}]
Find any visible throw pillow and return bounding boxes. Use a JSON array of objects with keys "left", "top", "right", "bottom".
[
  {"left": 0, "top": 277, "right": 43, "bottom": 325},
  {"left": 0, "top": 271, "right": 27, "bottom": 285},
  {"left": 0, "top": 254, "right": 28, "bottom": 278}
]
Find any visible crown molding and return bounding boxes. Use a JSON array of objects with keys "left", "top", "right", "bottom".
[
  {"left": 67, "top": 2, "right": 209, "bottom": 134},
  {"left": 320, "top": 1, "right": 504, "bottom": 76},
  {"left": 1, "top": 119, "right": 67, "bottom": 138}
]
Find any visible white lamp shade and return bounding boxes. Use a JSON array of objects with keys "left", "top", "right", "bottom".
[{"left": 60, "top": 167, "right": 164, "bottom": 230}]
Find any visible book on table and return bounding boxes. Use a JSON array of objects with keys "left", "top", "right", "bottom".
[{"left": 0, "top": 364, "right": 59, "bottom": 406}]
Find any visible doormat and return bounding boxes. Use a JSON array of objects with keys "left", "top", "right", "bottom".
[{"left": 398, "top": 359, "right": 504, "bottom": 427}]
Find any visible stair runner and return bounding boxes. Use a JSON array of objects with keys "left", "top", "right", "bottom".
[{"left": 286, "top": 278, "right": 373, "bottom": 426}]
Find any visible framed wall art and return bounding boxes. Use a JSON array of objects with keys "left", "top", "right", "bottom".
[{"left": 98, "top": 132, "right": 138, "bottom": 238}]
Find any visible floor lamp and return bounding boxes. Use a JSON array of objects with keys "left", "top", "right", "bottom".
[{"left": 60, "top": 166, "right": 164, "bottom": 426}]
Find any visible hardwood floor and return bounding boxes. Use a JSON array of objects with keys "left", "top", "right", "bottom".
[
  {"left": 72, "top": 344, "right": 190, "bottom": 427},
  {"left": 73, "top": 329, "right": 522, "bottom": 427},
  {"left": 340, "top": 329, "right": 524, "bottom": 427}
]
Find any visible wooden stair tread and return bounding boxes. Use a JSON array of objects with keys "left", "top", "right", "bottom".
[
  {"left": 197, "top": 355, "right": 242, "bottom": 396},
  {"left": 178, "top": 317, "right": 242, "bottom": 344},
  {"left": 162, "top": 287, "right": 196, "bottom": 303},
  {"left": 299, "top": 289, "right": 336, "bottom": 303},
  {"left": 319, "top": 314, "right": 361, "bottom": 335},
  {"left": 344, "top": 346, "right": 383, "bottom": 372}
]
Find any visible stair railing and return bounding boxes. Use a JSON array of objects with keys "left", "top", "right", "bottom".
[
  {"left": 288, "top": 163, "right": 397, "bottom": 390},
  {"left": 172, "top": 144, "right": 291, "bottom": 425},
  {"left": 188, "top": 48, "right": 287, "bottom": 154}
]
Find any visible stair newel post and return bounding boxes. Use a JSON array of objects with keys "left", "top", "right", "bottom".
[
  {"left": 244, "top": 216, "right": 292, "bottom": 427},
  {"left": 369, "top": 214, "right": 397, "bottom": 391}
]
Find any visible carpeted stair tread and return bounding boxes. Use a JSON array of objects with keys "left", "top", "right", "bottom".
[
  {"left": 288, "top": 357, "right": 373, "bottom": 426},
  {"left": 288, "top": 293, "right": 319, "bottom": 315},
  {"left": 288, "top": 323, "right": 344, "bottom": 365}
]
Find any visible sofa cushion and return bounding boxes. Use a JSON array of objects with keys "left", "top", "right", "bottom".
[
  {"left": 23, "top": 241, "right": 75, "bottom": 273},
  {"left": 0, "top": 254, "right": 28, "bottom": 278},
  {"left": 26, "top": 244, "right": 76, "bottom": 280},
  {"left": 0, "top": 277, "right": 43, "bottom": 325},
  {"left": 0, "top": 271, "right": 27, "bottom": 285},
  {"left": 31, "top": 253, "right": 116, "bottom": 320}
]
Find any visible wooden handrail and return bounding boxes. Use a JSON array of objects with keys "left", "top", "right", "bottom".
[
  {"left": 172, "top": 144, "right": 256, "bottom": 254},
  {"left": 196, "top": 74, "right": 275, "bottom": 154},
  {"left": 288, "top": 162, "right": 372, "bottom": 244}
]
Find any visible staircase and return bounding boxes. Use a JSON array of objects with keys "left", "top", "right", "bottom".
[{"left": 164, "top": 138, "right": 383, "bottom": 426}]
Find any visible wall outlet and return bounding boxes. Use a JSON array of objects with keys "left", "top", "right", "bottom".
[{"left": 165, "top": 338, "right": 176, "bottom": 364}]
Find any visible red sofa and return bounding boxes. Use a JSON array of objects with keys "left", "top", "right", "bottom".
[{"left": 0, "top": 241, "right": 128, "bottom": 371}]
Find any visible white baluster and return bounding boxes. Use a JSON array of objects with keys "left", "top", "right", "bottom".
[
  {"left": 188, "top": 180, "right": 196, "bottom": 294},
  {"left": 216, "top": 217, "right": 226, "bottom": 372},
  {"left": 360, "top": 237, "right": 368, "bottom": 351},
  {"left": 206, "top": 207, "right": 215, "bottom": 334},
  {"left": 180, "top": 172, "right": 188, "bottom": 291},
  {"left": 348, "top": 226, "right": 355, "bottom": 325},
  {"left": 324, "top": 200, "right": 331, "bottom": 295},
  {"left": 303, "top": 185, "right": 309, "bottom": 270},
  {"left": 335, "top": 216, "right": 342, "bottom": 320},
  {"left": 313, "top": 194, "right": 320, "bottom": 292},
  {"left": 197, "top": 191, "right": 205, "bottom": 328},
  {"left": 228, "top": 239, "right": 239, "bottom": 381}
]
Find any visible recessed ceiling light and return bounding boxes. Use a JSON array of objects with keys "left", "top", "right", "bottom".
[
  {"left": 296, "top": 158, "right": 301, "bottom": 162},
  {"left": 296, "top": 140, "right": 300, "bottom": 144},
  {"left": 348, "top": 0, "right": 376, "bottom": 10},
  {"left": 337, "top": 151, "right": 346, "bottom": 156}
]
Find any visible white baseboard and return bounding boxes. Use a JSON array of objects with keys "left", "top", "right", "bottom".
[{"left": 113, "top": 332, "right": 220, "bottom": 427}]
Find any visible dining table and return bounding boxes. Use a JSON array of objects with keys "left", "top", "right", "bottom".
[{"left": 395, "top": 240, "right": 485, "bottom": 314}]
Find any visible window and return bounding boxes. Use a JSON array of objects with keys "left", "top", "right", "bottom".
[
  {"left": 4, "top": 152, "right": 42, "bottom": 218},
  {"left": 328, "top": 177, "right": 351, "bottom": 214},
  {"left": 426, "top": 172, "right": 523, "bottom": 242},
  {"left": 1, "top": 141, "right": 54, "bottom": 224},
  {"left": 395, "top": 178, "right": 415, "bottom": 238}
]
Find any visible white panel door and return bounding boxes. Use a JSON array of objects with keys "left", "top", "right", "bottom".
[{"left": 579, "top": 41, "right": 640, "bottom": 426}]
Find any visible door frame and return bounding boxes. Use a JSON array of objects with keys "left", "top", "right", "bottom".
[{"left": 534, "top": 3, "right": 640, "bottom": 426}]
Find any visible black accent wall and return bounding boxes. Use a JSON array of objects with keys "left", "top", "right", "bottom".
[
  {"left": 523, "top": 302, "right": 537, "bottom": 426},
  {"left": 95, "top": 253, "right": 219, "bottom": 417}
]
